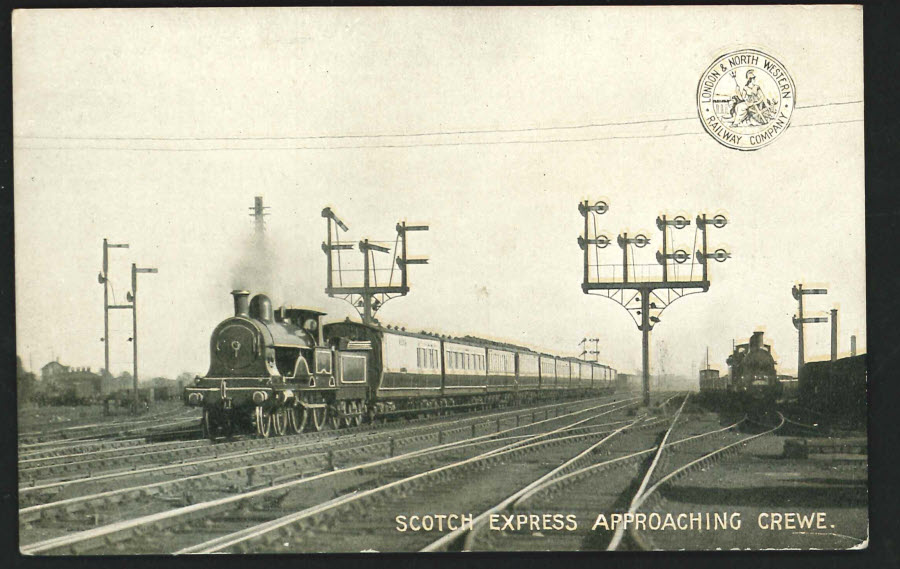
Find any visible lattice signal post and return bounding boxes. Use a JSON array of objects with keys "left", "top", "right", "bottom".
[
  {"left": 578, "top": 200, "right": 730, "bottom": 406},
  {"left": 322, "top": 207, "right": 429, "bottom": 325},
  {"left": 250, "top": 196, "right": 270, "bottom": 234}
]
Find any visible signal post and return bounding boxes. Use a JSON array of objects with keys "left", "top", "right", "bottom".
[
  {"left": 792, "top": 284, "right": 828, "bottom": 373},
  {"left": 322, "top": 208, "right": 429, "bottom": 325}
]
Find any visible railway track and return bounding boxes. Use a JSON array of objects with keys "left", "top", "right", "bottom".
[
  {"left": 622, "top": 412, "right": 785, "bottom": 551},
  {"left": 410, "top": 396, "right": 784, "bottom": 551},
  {"left": 20, "top": 395, "right": 641, "bottom": 553},
  {"left": 173, "top": 396, "right": 648, "bottom": 554},
  {"left": 419, "top": 398, "right": 784, "bottom": 552},
  {"left": 17, "top": 419, "right": 203, "bottom": 461},
  {"left": 19, "top": 396, "right": 615, "bottom": 488},
  {"left": 18, "top": 409, "right": 203, "bottom": 446},
  {"left": 417, "top": 393, "right": 690, "bottom": 552}
]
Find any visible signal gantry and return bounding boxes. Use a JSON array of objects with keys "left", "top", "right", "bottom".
[{"left": 578, "top": 200, "right": 731, "bottom": 405}]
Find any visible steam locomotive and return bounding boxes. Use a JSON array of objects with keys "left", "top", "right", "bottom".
[
  {"left": 184, "top": 290, "right": 618, "bottom": 438},
  {"left": 718, "top": 331, "right": 781, "bottom": 403}
]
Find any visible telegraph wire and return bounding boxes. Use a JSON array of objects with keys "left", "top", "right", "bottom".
[
  {"left": 14, "top": 119, "right": 863, "bottom": 152},
  {"left": 15, "top": 130, "right": 704, "bottom": 152},
  {"left": 14, "top": 99, "right": 862, "bottom": 143}
]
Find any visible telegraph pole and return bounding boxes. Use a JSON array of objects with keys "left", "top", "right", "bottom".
[
  {"left": 322, "top": 208, "right": 429, "bottom": 325},
  {"left": 98, "top": 239, "right": 129, "bottom": 378},
  {"left": 792, "top": 284, "right": 828, "bottom": 374},
  {"left": 579, "top": 202, "right": 730, "bottom": 406},
  {"left": 128, "top": 264, "right": 158, "bottom": 413}
]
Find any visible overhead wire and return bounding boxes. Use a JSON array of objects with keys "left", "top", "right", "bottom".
[
  {"left": 14, "top": 101, "right": 862, "bottom": 152},
  {"left": 15, "top": 100, "right": 860, "bottom": 142}
]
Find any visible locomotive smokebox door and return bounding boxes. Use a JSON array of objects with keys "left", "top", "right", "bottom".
[{"left": 216, "top": 324, "right": 257, "bottom": 371}]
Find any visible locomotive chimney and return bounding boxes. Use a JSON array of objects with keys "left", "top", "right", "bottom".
[
  {"left": 750, "top": 331, "right": 764, "bottom": 350},
  {"left": 231, "top": 290, "right": 250, "bottom": 318}
]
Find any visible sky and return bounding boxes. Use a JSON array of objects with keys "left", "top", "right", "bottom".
[{"left": 13, "top": 6, "right": 864, "bottom": 380}]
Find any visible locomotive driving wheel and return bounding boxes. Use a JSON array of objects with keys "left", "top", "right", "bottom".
[
  {"left": 350, "top": 400, "right": 363, "bottom": 427},
  {"left": 255, "top": 406, "right": 273, "bottom": 438},
  {"left": 272, "top": 408, "right": 289, "bottom": 436},
  {"left": 287, "top": 405, "right": 307, "bottom": 434},
  {"left": 309, "top": 405, "right": 326, "bottom": 432},
  {"left": 330, "top": 401, "right": 345, "bottom": 430},
  {"left": 342, "top": 401, "right": 355, "bottom": 428}
]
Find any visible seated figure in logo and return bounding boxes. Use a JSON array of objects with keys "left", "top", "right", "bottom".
[{"left": 729, "top": 70, "right": 777, "bottom": 127}]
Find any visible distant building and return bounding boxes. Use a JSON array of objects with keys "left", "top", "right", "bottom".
[
  {"left": 40, "top": 360, "right": 68, "bottom": 381},
  {"left": 39, "top": 360, "right": 103, "bottom": 400}
]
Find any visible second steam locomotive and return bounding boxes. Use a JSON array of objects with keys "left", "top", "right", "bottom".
[
  {"left": 699, "top": 330, "right": 781, "bottom": 404},
  {"left": 185, "top": 290, "right": 618, "bottom": 438}
]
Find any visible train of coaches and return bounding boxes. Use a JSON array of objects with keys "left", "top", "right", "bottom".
[{"left": 184, "top": 291, "right": 625, "bottom": 438}]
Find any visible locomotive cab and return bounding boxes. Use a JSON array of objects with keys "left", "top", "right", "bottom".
[{"left": 273, "top": 306, "right": 332, "bottom": 383}]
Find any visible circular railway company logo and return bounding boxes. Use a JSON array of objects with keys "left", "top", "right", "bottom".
[{"left": 697, "top": 49, "right": 795, "bottom": 150}]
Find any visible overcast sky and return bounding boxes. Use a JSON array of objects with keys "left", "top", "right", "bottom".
[{"left": 13, "top": 6, "right": 864, "bottom": 379}]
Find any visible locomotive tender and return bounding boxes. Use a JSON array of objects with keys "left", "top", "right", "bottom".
[{"left": 184, "top": 290, "right": 617, "bottom": 438}]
